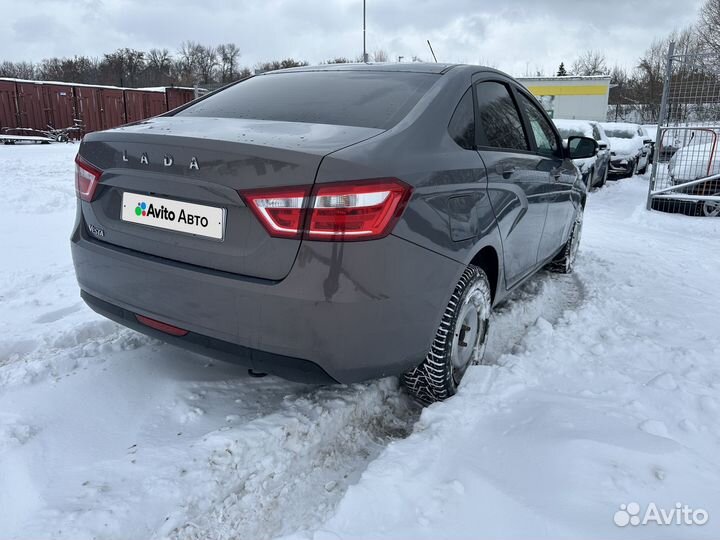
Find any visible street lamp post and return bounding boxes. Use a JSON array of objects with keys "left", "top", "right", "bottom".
[{"left": 363, "top": 0, "right": 368, "bottom": 62}]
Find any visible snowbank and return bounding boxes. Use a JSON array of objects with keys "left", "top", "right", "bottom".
[{"left": 0, "top": 145, "right": 718, "bottom": 539}]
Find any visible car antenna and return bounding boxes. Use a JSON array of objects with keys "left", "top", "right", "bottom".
[{"left": 427, "top": 40, "right": 438, "bottom": 62}]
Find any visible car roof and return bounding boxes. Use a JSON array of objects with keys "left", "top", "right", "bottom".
[
  {"left": 263, "top": 62, "right": 463, "bottom": 76},
  {"left": 554, "top": 118, "right": 593, "bottom": 127},
  {"left": 601, "top": 122, "right": 639, "bottom": 130}
]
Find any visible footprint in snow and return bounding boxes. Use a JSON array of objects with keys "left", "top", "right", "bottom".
[
  {"left": 33, "top": 302, "right": 83, "bottom": 324},
  {"left": 638, "top": 419, "right": 670, "bottom": 438}
]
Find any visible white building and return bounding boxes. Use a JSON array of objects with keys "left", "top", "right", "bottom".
[{"left": 517, "top": 76, "right": 611, "bottom": 122}]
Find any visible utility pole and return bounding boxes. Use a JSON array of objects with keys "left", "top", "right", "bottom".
[
  {"left": 426, "top": 40, "right": 437, "bottom": 63},
  {"left": 363, "top": 0, "right": 368, "bottom": 63}
]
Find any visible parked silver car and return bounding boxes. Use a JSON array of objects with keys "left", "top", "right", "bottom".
[
  {"left": 553, "top": 119, "right": 610, "bottom": 188},
  {"left": 601, "top": 122, "right": 653, "bottom": 178}
]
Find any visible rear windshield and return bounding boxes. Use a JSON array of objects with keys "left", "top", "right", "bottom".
[
  {"left": 605, "top": 129, "right": 634, "bottom": 139},
  {"left": 176, "top": 71, "right": 439, "bottom": 129}
]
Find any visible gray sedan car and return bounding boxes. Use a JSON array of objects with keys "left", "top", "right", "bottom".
[{"left": 71, "top": 63, "right": 596, "bottom": 404}]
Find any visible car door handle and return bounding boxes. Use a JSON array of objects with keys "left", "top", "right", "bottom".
[
  {"left": 497, "top": 164, "right": 517, "bottom": 179},
  {"left": 551, "top": 167, "right": 563, "bottom": 180}
]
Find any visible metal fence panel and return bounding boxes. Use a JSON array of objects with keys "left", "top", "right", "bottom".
[{"left": 648, "top": 44, "right": 720, "bottom": 216}]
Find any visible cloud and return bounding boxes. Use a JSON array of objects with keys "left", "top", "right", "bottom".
[{"left": 0, "top": 0, "right": 705, "bottom": 75}]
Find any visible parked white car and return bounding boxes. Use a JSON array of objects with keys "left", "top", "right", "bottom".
[
  {"left": 668, "top": 142, "right": 720, "bottom": 184},
  {"left": 601, "top": 122, "right": 653, "bottom": 178},
  {"left": 553, "top": 119, "right": 610, "bottom": 188}
]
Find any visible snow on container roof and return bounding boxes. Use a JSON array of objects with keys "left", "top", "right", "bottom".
[
  {"left": 0, "top": 77, "right": 166, "bottom": 92},
  {"left": 517, "top": 75, "right": 611, "bottom": 82}
]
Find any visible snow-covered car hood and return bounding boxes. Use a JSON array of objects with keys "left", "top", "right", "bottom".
[
  {"left": 608, "top": 137, "right": 640, "bottom": 158},
  {"left": 668, "top": 142, "right": 720, "bottom": 181}
]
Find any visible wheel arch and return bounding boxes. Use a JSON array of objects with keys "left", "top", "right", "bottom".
[{"left": 469, "top": 244, "right": 500, "bottom": 303}]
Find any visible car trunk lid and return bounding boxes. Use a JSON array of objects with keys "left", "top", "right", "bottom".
[{"left": 78, "top": 116, "right": 383, "bottom": 280}]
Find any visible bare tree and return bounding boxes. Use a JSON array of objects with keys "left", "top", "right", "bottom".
[
  {"left": 255, "top": 58, "right": 309, "bottom": 73},
  {"left": 196, "top": 45, "right": 218, "bottom": 84},
  {"left": 146, "top": 48, "right": 172, "bottom": 85},
  {"left": 698, "top": 0, "right": 720, "bottom": 56},
  {"left": 325, "top": 57, "right": 352, "bottom": 64},
  {"left": 372, "top": 49, "right": 389, "bottom": 63},
  {"left": 177, "top": 41, "right": 201, "bottom": 84},
  {"left": 571, "top": 50, "right": 609, "bottom": 76},
  {"left": 217, "top": 43, "right": 241, "bottom": 83}
]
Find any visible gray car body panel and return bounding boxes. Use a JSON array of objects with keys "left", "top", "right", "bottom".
[{"left": 71, "top": 63, "right": 584, "bottom": 383}]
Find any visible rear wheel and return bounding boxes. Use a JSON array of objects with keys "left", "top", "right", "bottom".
[
  {"left": 599, "top": 163, "right": 608, "bottom": 187},
  {"left": 701, "top": 197, "right": 720, "bottom": 217},
  {"left": 549, "top": 209, "right": 583, "bottom": 274},
  {"left": 626, "top": 159, "right": 636, "bottom": 178},
  {"left": 403, "top": 266, "right": 491, "bottom": 405}
]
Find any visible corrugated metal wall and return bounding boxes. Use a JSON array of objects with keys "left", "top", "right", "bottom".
[
  {"left": 0, "top": 79, "right": 198, "bottom": 138},
  {"left": 43, "top": 84, "right": 76, "bottom": 130},
  {"left": 16, "top": 82, "right": 45, "bottom": 131},
  {"left": 166, "top": 88, "right": 196, "bottom": 111},
  {"left": 0, "top": 81, "right": 19, "bottom": 129}
]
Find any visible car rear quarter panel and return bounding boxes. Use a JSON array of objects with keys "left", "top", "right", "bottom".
[{"left": 317, "top": 68, "right": 504, "bottom": 291}]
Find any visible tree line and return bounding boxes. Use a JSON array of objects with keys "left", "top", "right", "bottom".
[
  {"left": 0, "top": 42, "right": 403, "bottom": 89},
  {"left": 556, "top": 0, "right": 719, "bottom": 122},
  {"left": 0, "top": 41, "right": 306, "bottom": 88},
  {"left": 0, "top": 0, "right": 718, "bottom": 120}
]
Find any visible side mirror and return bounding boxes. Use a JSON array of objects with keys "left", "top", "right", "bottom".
[
  {"left": 643, "top": 139, "right": 652, "bottom": 145},
  {"left": 568, "top": 136, "right": 598, "bottom": 159},
  {"left": 598, "top": 142, "right": 608, "bottom": 151}
]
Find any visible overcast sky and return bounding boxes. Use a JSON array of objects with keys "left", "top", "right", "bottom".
[{"left": 0, "top": 0, "right": 705, "bottom": 76}]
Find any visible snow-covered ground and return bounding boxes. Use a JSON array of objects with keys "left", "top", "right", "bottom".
[{"left": 1, "top": 143, "right": 719, "bottom": 540}]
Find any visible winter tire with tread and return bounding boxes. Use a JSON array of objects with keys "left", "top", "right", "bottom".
[
  {"left": 549, "top": 209, "right": 583, "bottom": 274},
  {"left": 403, "top": 265, "right": 492, "bottom": 405}
]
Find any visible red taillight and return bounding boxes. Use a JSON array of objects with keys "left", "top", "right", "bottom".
[
  {"left": 241, "top": 179, "right": 411, "bottom": 241},
  {"left": 135, "top": 314, "right": 189, "bottom": 336},
  {"left": 307, "top": 179, "right": 411, "bottom": 240},
  {"left": 243, "top": 186, "right": 310, "bottom": 239},
  {"left": 75, "top": 155, "right": 103, "bottom": 202}
]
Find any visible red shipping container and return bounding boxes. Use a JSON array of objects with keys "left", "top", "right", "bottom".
[
  {"left": 144, "top": 91, "right": 167, "bottom": 118},
  {"left": 16, "top": 81, "right": 45, "bottom": 131},
  {"left": 166, "top": 87, "right": 196, "bottom": 111},
  {"left": 0, "top": 80, "right": 19, "bottom": 130},
  {"left": 42, "top": 84, "right": 76, "bottom": 131},
  {"left": 99, "top": 88, "right": 126, "bottom": 130},
  {"left": 74, "top": 85, "right": 102, "bottom": 135},
  {"left": 123, "top": 89, "right": 145, "bottom": 123}
]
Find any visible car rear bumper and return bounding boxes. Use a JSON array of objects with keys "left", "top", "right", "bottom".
[
  {"left": 71, "top": 219, "right": 465, "bottom": 384},
  {"left": 609, "top": 158, "right": 634, "bottom": 175}
]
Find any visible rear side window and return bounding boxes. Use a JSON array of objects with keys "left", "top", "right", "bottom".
[
  {"left": 176, "top": 71, "right": 439, "bottom": 129},
  {"left": 517, "top": 92, "right": 560, "bottom": 158},
  {"left": 592, "top": 124, "right": 602, "bottom": 141},
  {"left": 448, "top": 89, "right": 475, "bottom": 149},
  {"left": 474, "top": 82, "right": 528, "bottom": 151}
]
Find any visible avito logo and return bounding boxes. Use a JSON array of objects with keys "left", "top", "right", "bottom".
[
  {"left": 134, "top": 201, "right": 208, "bottom": 228},
  {"left": 135, "top": 202, "right": 147, "bottom": 216}
]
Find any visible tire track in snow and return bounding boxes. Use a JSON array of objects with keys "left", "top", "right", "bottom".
[
  {"left": 160, "top": 381, "right": 418, "bottom": 540},
  {"left": 157, "top": 270, "right": 588, "bottom": 540}
]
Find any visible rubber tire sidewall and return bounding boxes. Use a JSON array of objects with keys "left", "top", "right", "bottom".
[{"left": 403, "top": 266, "right": 492, "bottom": 405}]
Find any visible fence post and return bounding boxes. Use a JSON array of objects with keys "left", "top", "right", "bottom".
[{"left": 647, "top": 41, "right": 675, "bottom": 210}]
